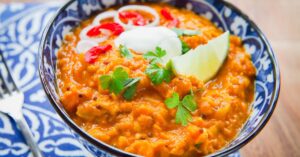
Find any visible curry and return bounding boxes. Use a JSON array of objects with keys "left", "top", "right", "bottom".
[{"left": 56, "top": 3, "right": 256, "bottom": 157}]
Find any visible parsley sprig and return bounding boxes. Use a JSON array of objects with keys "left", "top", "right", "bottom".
[
  {"left": 143, "top": 47, "right": 173, "bottom": 85},
  {"left": 172, "top": 28, "right": 201, "bottom": 36},
  {"left": 99, "top": 67, "right": 139, "bottom": 100},
  {"left": 123, "top": 78, "right": 140, "bottom": 100},
  {"left": 165, "top": 92, "right": 197, "bottom": 126},
  {"left": 100, "top": 67, "right": 128, "bottom": 94},
  {"left": 145, "top": 63, "right": 172, "bottom": 85},
  {"left": 119, "top": 45, "right": 133, "bottom": 59},
  {"left": 143, "top": 47, "right": 166, "bottom": 64}
]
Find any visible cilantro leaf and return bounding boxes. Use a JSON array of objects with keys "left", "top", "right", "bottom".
[
  {"left": 164, "top": 92, "right": 198, "bottom": 126},
  {"left": 123, "top": 78, "right": 140, "bottom": 88},
  {"left": 99, "top": 75, "right": 111, "bottom": 90},
  {"left": 110, "top": 78, "right": 124, "bottom": 94},
  {"left": 143, "top": 47, "right": 173, "bottom": 85},
  {"left": 99, "top": 67, "right": 141, "bottom": 99},
  {"left": 172, "top": 28, "right": 201, "bottom": 36},
  {"left": 163, "top": 69, "right": 172, "bottom": 83},
  {"left": 181, "top": 40, "right": 191, "bottom": 54},
  {"left": 145, "top": 63, "right": 172, "bottom": 85},
  {"left": 99, "top": 67, "right": 129, "bottom": 95},
  {"left": 182, "top": 95, "right": 197, "bottom": 112},
  {"left": 176, "top": 104, "right": 192, "bottom": 126},
  {"left": 123, "top": 78, "right": 140, "bottom": 100},
  {"left": 119, "top": 45, "right": 133, "bottom": 59},
  {"left": 143, "top": 51, "right": 160, "bottom": 63},
  {"left": 149, "top": 68, "right": 165, "bottom": 85},
  {"left": 155, "top": 47, "right": 167, "bottom": 57},
  {"left": 113, "top": 67, "right": 129, "bottom": 83},
  {"left": 165, "top": 93, "right": 180, "bottom": 109},
  {"left": 143, "top": 47, "right": 166, "bottom": 64},
  {"left": 111, "top": 67, "right": 129, "bottom": 94},
  {"left": 123, "top": 83, "right": 138, "bottom": 100}
]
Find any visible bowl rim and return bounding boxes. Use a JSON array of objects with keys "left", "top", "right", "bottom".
[{"left": 38, "top": 0, "right": 281, "bottom": 156}]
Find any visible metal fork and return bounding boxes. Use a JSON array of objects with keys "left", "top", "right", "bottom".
[{"left": 0, "top": 50, "right": 43, "bottom": 157}]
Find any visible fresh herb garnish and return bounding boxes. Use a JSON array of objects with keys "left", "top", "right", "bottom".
[
  {"left": 165, "top": 92, "right": 180, "bottom": 108},
  {"left": 123, "top": 78, "right": 140, "bottom": 100},
  {"left": 119, "top": 45, "right": 133, "bottom": 59},
  {"left": 165, "top": 92, "right": 197, "bottom": 126},
  {"left": 181, "top": 40, "right": 191, "bottom": 54},
  {"left": 99, "top": 67, "right": 139, "bottom": 100},
  {"left": 172, "top": 28, "right": 200, "bottom": 36},
  {"left": 182, "top": 94, "right": 197, "bottom": 111},
  {"left": 143, "top": 46, "right": 173, "bottom": 85},
  {"left": 143, "top": 47, "right": 166, "bottom": 64},
  {"left": 145, "top": 63, "right": 172, "bottom": 85},
  {"left": 100, "top": 67, "right": 129, "bottom": 94}
]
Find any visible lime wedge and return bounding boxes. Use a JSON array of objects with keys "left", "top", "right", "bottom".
[{"left": 170, "top": 31, "right": 230, "bottom": 82}]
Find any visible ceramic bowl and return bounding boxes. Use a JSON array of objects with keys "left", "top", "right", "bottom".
[{"left": 39, "top": 0, "right": 281, "bottom": 156}]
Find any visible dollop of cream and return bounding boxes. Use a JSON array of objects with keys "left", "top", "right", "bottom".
[{"left": 114, "top": 26, "right": 182, "bottom": 64}]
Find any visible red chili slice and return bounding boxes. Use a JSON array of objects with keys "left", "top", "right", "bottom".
[
  {"left": 119, "top": 11, "right": 147, "bottom": 26},
  {"left": 119, "top": 11, "right": 142, "bottom": 19},
  {"left": 161, "top": 8, "right": 174, "bottom": 20},
  {"left": 99, "top": 22, "right": 124, "bottom": 35},
  {"left": 85, "top": 45, "right": 112, "bottom": 64},
  {"left": 86, "top": 22, "right": 124, "bottom": 37},
  {"left": 87, "top": 25, "right": 102, "bottom": 37},
  {"left": 161, "top": 8, "right": 180, "bottom": 27}
]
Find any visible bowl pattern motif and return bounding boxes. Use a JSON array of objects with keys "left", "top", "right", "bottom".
[{"left": 39, "top": 0, "right": 280, "bottom": 156}]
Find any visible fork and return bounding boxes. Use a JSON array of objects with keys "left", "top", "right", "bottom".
[{"left": 0, "top": 50, "right": 43, "bottom": 157}]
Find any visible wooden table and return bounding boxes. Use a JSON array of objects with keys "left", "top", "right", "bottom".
[
  {"left": 226, "top": 1, "right": 300, "bottom": 157},
  {"left": 2, "top": 0, "right": 300, "bottom": 156}
]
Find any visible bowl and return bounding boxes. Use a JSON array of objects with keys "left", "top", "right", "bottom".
[{"left": 38, "top": 0, "right": 281, "bottom": 156}]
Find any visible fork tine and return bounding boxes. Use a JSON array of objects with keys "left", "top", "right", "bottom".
[{"left": 0, "top": 49, "right": 18, "bottom": 95}]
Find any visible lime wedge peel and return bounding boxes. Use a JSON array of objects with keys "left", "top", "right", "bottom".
[{"left": 170, "top": 31, "right": 230, "bottom": 82}]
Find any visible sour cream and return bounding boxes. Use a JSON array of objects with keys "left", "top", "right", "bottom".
[{"left": 114, "top": 26, "right": 182, "bottom": 64}]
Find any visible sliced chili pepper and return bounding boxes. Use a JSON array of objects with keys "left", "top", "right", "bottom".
[
  {"left": 119, "top": 11, "right": 147, "bottom": 26},
  {"left": 161, "top": 8, "right": 180, "bottom": 27},
  {"left": 99, "top": 22, "right": 124, "bottom": 35},
  {"left": 86, "top": 25, "right": 102, "bottom": 37},
  {"left": 86, "top": 22, "right": 124, "bottom": 38},
  {"left": 85, "top": 45, "right": 112, "bottom": 64},
  {"left": 119, "top": 11, "right": 142, "bottom": 19},
  {"left": 161, "top": 8, "right": 174, "bottom": 20}
]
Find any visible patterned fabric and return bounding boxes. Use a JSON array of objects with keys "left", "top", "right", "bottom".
[{"left": 0, "top": 3, "right": 91, "bottom": 157}]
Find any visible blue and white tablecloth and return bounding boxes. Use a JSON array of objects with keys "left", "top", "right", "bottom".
[
  {"left": 0, "top": 3, "right": 92, "bottom": 157},
  {"left": 0, "top": 2, "right": 240, "bottom": 157}
]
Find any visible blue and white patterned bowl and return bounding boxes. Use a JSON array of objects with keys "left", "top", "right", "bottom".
[{"left": 38, "top": 0, "right": 281, "bottom": 156}]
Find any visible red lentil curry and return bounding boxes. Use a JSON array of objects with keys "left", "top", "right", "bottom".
[{"left": 56, "top": 3, "right": 256, "bottom": 157}]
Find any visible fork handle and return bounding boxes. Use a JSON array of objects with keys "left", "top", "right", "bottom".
[{"left": 15, "top": 116, "right": 43, "bottom": 157}]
